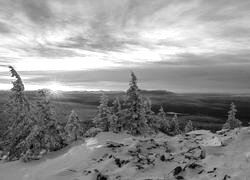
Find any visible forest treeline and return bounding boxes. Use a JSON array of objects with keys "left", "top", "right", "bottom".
[{"left": 0, "top": 66, "right": 241, "bottom": 162}]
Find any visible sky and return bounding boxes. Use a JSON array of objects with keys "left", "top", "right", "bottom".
[{"left": 0, "top": 0, "right": 250, "bottom": 93}]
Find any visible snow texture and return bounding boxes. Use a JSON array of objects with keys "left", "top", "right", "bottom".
[{"left": 1, "top": 128, "right": 250, "bottom": 180}]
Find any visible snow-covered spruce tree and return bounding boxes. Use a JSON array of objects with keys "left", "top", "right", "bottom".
[
  {"left": 123, "top": 72, "right": 148, "bottom": 135},
  {"left": 184, "top": 120, "right": 194, "bottom": 133},
  {"left": 20, "top": 89, "right": 65, "bottom": 161},
  {"left": 34, "top": 89, "right": 65, "bottom": 152},
  {"left": 93, "top": 93, "right": 111, "bottom": 131},
  {"left": 143, "top": 97, "right": 157, "bottom": 133},
  {"left": 65, "top": 110, "right": 83, "bottom": 142},
  {"left": 171, "top": 113, "right": 182, "bottom": 135},
  {"left": 0, "top": 107, "right": 9, "bottom": 148},
  {"left": 20, "top": 124, "right": 44, "bottom": 162},
  {"left": 4, "top": 66, "right": 34, "bottom": 161},
  {"left": 109, "top": 114, "right": 119, "bottom": 133},
  {"left": 222, "top": 102, "right": 242, "bottom": 130},
  {"left": 112, "top": 97, "right": 122, "bottom": 114},
  {"left": 109, "top": 97, "right": 123, "bottom": 133},
  {"left": 157, "top": 106, "right": 170, "bottom": 134}
]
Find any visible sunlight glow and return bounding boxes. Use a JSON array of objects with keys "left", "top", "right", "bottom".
[{"left": 47, "top": 82, "right": 70, "bottom": 92}]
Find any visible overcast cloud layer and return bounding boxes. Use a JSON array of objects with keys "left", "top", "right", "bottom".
[{"left": 0, "top": 0, "right": 250, "bottom": 93}]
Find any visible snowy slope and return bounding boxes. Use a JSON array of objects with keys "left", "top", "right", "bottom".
[
  {"left": 0, "top": 132, "right": 132, "bottom": 180},
  {"left": 1, "top": 128, "right": 250, "bottom": 180}
]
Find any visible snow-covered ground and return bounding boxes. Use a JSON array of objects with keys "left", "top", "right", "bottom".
[{"left": 1, "top": 128, "right": 250, "bottom": 180}]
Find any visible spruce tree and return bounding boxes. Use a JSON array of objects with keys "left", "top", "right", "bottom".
[
  {"left": 19, "top": 90, "right": 66, "bottom": 161},
  {"left": 109, "top": 97, "right": 122, "bottom": 133},
  {"left": 109, "top": 114, "right": 119, "bottom": 133},
  {"left": 112, "top": 97, "right": 122, "bottom": 114},
  {"left": 20, "top": 124, "right": 44, "bottom": 162},
  {"left": 93, "top": 93, "right": 111, "bottom": 131},
  {"left": 65, "top": 110, "right": 82, "bottom": 142},
  {"left": 185, "top": 120, "right": 194, "bottom": 133},
  {"left": 5, "top": 66, "right": 34, "bottom": 160},
  {"left": 34, "top": 89, "right": 64, "bottom": 152},
  {"left": 172, "top": 113, "right": 181, "bottom": 135},
  {"left": 123, "top": 72, "right": 148, "bottom": 135},
  {"left": 223, "top": 102, "right": 242, "bottom": 129},
  {"left": 144, "top": 97, "right": 157, "bottom": 132},
  {"left": 157, "top": 106, "right": 170, "bottom": 134}
]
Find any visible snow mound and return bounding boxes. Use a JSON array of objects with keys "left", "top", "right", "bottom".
[{"left": 187, "top": 130, "right": 222, "bottom": 146}]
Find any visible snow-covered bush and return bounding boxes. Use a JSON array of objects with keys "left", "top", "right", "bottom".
[
  {"left": 222, "top": 102, "right": 242, "bottom": 130},
  {"left": 84, "top": 127, "right": 102, "bottom": 138}
]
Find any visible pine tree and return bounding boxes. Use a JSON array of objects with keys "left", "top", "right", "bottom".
[
  {"left": 185, "top": 120, "right": 194, "bottom": 133},
  {"left": 157, "top": 106, "right": 170, "bottom": 134},
  {"left": 93, "top": 93, "right": 111, "bottom": 131},
  {"left": 109, "top": 97, "right": 122, "bottom": 133},
  {"left": 223, "top": 102, "right": 242, "bottom": 129},
  {"left": 172, "top": 113, "right": 181, "bottom": 135},
  {"left": 123, "top": 72, "right": 148, "bottom": 135},
  {"left": 65, "top": 110, "right": 82, "bottom": 142},
  {"left": 4, "top": 66, "right": 34, "bottom": 160}
]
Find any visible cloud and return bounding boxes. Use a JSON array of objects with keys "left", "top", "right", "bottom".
[
  {"left": 0, "top": 0, "right": 250, "bottom": 92},
  {"left": 18, "top": 0, "right": 53, "bottom": 24},
  {"left": 1, "top": 61, "right": 248, "bottom": 93},
  {"left": 0, "top": 21, "right": 12, "bottom": 34}
]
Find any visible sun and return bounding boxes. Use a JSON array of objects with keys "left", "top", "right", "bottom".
[{"left": 47, "top": 82, "right": 66, "bottom": 93}]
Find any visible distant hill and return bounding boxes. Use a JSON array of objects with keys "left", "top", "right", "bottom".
[
  {"left": 140, "top": 89, "right": 175, "bottom": 95},
  {"left": 1, "top": 90, "right": 250, "bottom": 131}
]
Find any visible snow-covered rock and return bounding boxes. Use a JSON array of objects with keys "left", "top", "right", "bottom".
[{"left": 187, "top": 130, "right": 222, "bottom": 146}]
